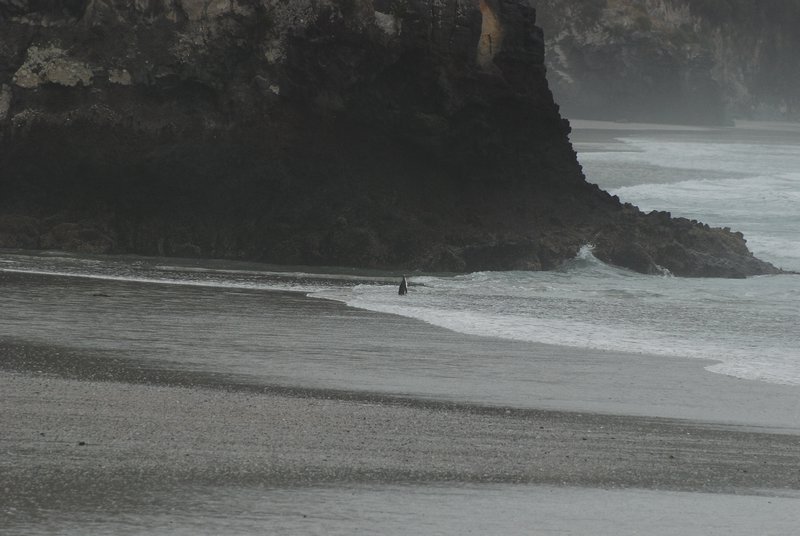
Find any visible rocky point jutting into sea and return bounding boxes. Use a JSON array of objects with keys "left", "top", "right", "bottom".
[{"left": 0, "top": 0, "right": 779, "bottom": 277}]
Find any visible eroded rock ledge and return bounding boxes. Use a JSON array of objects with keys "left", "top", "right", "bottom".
[{"left": 0, "top": 0, "right": 779, "bottom": 277}]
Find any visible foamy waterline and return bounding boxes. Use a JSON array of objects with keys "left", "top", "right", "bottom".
[
  {"left": 3, "top": 244, "right": 799, "bottom": 388},
  {"left": 320, "top": 292, "right": 800, "bottom": 387},
  {"left": 307, "top": 260, "right": 799, "bottom": 387}
]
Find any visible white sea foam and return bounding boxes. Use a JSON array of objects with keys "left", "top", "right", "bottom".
[
  {"left": 3, "top": 243, "right": 799, "bottom": 386},
  {"left": 314, "top": 249, "right": 800, "bottom": 386}
]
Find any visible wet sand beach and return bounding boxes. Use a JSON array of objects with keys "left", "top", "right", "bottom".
[
  {"left": 2, "top": 272, "right": 800, "bottom": 533},
  {"left": 3, "top": 366, "right": 800, "bottom": 534},
  {"left": 2, "top": 271, "right": 799, "bottom": 430}
]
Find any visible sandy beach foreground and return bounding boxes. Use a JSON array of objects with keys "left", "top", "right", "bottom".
[
  {"left": 3, "top": 368, "right": 800, "bottom": 533},
  {"left": 0, "top": 372, "right": 800, "bottom": 534},
  {"left": 2, "top": 274, "right": 800, "bottom": 533},
  {"left": 6, "top": 363, "right": 800, "bottom": 491}
]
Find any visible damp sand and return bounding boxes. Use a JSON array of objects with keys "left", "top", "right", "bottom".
[{"left": 2, "top": 274, "right": 800, "bottom": 534}]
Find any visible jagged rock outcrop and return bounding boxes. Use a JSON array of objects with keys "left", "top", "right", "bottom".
[
  {"left": 532, "top": 0, "right": 800, "bottom": 124},
  {"left": 0, "top": 0, "right": 780, "bottom": 277}
]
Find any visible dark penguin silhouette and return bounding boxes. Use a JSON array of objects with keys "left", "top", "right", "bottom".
[{"left": 398, "top": 275, "right": 408, "bottom": 295}]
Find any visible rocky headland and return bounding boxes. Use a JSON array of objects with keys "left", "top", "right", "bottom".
[
  {"left": 0, "top": 0, "right": 780, "bottom": 277},
  {"left": 532, "top": 0, "right": 800, "bottom": 125}
]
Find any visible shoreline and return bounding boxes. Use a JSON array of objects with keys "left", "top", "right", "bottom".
[
  {"left": 2, "top": 270, "right": 799, "bottom": 431},
  {"left": 3, "top": 271, "right": 800, "bottom": 532}
]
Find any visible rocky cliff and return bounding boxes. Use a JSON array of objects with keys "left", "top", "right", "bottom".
[
  {"left": 533, "top": 0, "right": 800, "bottom": 124},
  {"left": 0, "top": 0, "right": 779, "bottom": 277}
]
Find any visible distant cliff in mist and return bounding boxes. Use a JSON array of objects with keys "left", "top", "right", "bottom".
[
  {"left": 532, "top": 0, "right": 800, "bottom": 124},
  {"left": 0, "top": 0, "right": 780, "bottom": 277}
]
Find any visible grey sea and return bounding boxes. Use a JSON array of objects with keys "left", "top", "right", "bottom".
[{"left": 2, "top": 120, "right": 799, "bottom": 534}]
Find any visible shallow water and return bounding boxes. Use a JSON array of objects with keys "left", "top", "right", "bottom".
[
  {"left": 3, "top": 254, "right": 800, "bottom": 431},
  {"left": 576, "top": 128, "right": 800, "bottom": 270},
  {"left": 327, "top": 250, "right": 800, "bottom": 385},
  {"left": 8, "top": 483, "right": 800, "bottom": 536}
]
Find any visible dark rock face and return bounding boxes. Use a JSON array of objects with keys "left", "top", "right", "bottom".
[{"left": 0, "top": 0, "right": 780, "bottom": 277}]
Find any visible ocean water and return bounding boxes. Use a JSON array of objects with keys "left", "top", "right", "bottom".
[
  {"left": 1, "top": 122, "right": 798, "bottom": 388},
  {"left": 576, "top": 127, "right": 800, "bottom": 271}
]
